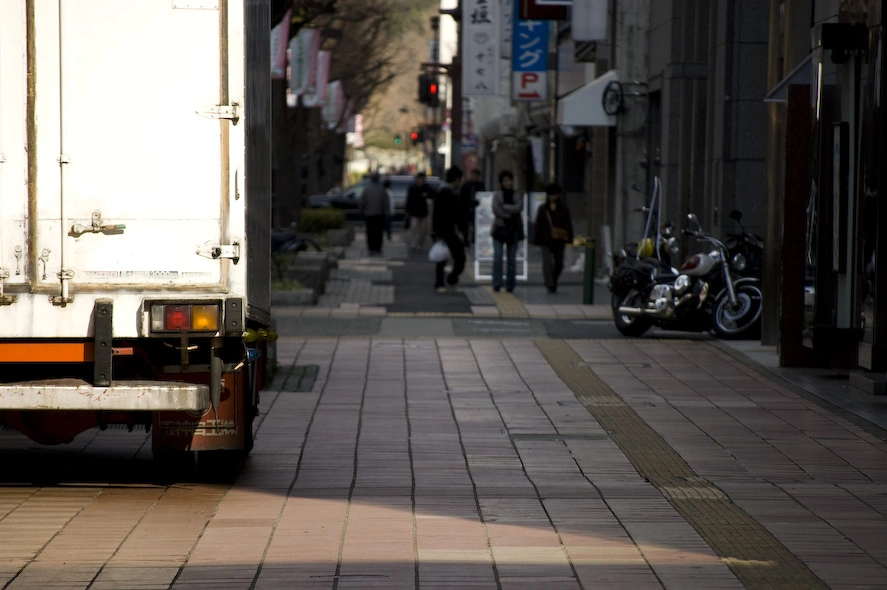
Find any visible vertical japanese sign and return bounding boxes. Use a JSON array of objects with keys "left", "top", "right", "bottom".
[
  {"left": 512, "top": 0, "right": 549, "bottom": 101},
  {"left": 463, "top": 0, "right": 500, "bottom": 96}
]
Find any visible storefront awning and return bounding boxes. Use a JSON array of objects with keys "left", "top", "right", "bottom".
[
  {"left": 557, "top": 69, "right": 619, "bottom": 129},
  {"left": 764, "top": 54, "right": 812, "bottom": 103}
]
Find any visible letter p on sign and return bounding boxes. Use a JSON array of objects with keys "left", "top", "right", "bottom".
[{"left": 513, "top": 71, "right": 547, "bottom": 101}]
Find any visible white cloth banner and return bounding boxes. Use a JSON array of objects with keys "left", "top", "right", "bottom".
[
  {"left": 289, "top": 27, "right": 321, "bottom": 96},
  {"left": 572, "top": 0, "right": 608, "bottom": 41},
  {"left": 303, "top": 50, "right": 330, "bottom": 108},
  {"left": 322, "top": 79, "right": 345, "bottom": 129},
  {"left": 270, "top": 10, "right": 290, "bottom": 79},
  {"left": 463, "top": 0, "right": 500, "bottom": 96}
]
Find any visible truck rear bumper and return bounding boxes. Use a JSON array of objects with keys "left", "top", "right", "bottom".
[{"left": 0, "top": 379, "right": 209, "bottom": 411}]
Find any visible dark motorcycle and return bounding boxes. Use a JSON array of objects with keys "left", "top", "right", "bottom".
[
  {"left": 609, "top": 213, "right": 763, "bottom": 339},
  {"left": 725, "top": 209, "right": 764, "bottom": 279}
]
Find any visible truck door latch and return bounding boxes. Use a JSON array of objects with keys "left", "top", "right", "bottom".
[
  {"left": 0, "top": 269, "right": 16, "bottom": 305},
  {"left": 197, "top": 242, "right": 240, "bottom": 264},
  {"left": 195, "top": 103, "right": 240, "bottom": 125}
]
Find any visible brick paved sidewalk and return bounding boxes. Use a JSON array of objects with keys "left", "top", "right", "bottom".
[
  {"left": 177, "top": 336, "right": 887, "bottom": 589},
  {"left": 285, "top": 229, "right": 613, "bottom": 320}
]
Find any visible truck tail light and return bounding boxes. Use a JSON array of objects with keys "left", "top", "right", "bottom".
[{"left": 150, "top": 303, "right": 220, "bottom": 333}]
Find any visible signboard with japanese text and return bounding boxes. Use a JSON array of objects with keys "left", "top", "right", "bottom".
[
  {"left": 512, "top": 2, "right": 549, "bottom": 102},
  {"left": 463, "top": 0, "right": 500, "bottom": 96}
]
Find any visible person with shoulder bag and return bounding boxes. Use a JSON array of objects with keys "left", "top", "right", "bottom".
[
  {"left": 533, "top": 183, "right": 574, "bottom": 293},
  {"left": 490, "top": 170, "right": 524, "bottom": 292}
]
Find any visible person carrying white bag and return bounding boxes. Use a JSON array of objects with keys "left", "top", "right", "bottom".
[{"left": 430, "top": 166, "right": 467, "bottom": 293}]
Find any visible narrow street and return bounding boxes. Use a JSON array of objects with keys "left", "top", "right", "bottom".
[{"left": 1, "top": 230, "right": 887, "bottom": 589}]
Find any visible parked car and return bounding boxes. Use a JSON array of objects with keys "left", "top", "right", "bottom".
[{"left": 308, "top": 175, "right": 442, "bottom": 219}]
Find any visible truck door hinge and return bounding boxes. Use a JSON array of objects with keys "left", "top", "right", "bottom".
[
  {"left": 195, "top": 103, "right": 240, "bottom": 125},
  {"left": 197, "top": 242, "right": 240, "bottom": 264},
  {"left": 0, "top": 270, "right": 16, "bottom": 305}
]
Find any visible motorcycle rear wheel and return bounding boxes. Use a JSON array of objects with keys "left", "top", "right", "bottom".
[
  {"left": 712, "top": 284, "right": 762, "bottom": 339},
  {"left": 612, "top": 292, "right": 653, "bottom": 337}
]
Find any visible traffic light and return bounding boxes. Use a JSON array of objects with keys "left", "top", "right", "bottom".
[
  {"left": 410, "top": 131, "right": 420, "bottom": 145},
  {"left": 428, "top": 79, "right": 439, "bottom": 107},
  {"left": 394, "top": 134, "right": 402, "bottom": 145},
  {"left": 418, "top": 74, "right": 440, "bottom": 107}
]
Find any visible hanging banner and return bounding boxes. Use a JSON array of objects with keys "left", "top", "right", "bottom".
[
  {"left": 572, "top": 0, "right": 607, "bottom": 41},
  {"left": 302, "top": 50, "right": 330, "bottom": 108},
  {"left": 322, "top": 79, "right": 346, "bottom": 129},
  {"left": 289, "top": 27, "right": 321, "bottom": 97},
  {"left": 512, "top": 2, "right": 549, "bottom": 102},
  {"left": 270, "top": 10, "right": 290, "bottom": 79},
  {"left": 463, "top": 0, "right": 500, "bottom": 96}
]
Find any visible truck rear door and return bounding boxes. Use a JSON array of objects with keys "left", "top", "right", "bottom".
[{"left": 13, "top": 1, "right": 236, "bottom": 295}]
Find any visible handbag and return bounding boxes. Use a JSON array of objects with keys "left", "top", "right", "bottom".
[
  {"left": 546, "top": 209, "right": 568, "bottom": 242},
  {"left": 491, "top": 222, "right": 510, "bottom": 243},
  {"left": 428, "top": 239, "right": 450, "bottom": 262}
]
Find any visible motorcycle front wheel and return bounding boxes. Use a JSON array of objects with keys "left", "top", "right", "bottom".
[
  {"left": 712, "top": 283, "right": 763, "bottom": 339},
  {"left": 611, "top": 292, "right": 653, "bottom": 337}
]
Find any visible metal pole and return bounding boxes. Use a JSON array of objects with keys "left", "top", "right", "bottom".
[{"left": 548, "top": 21, "right": 558, "bottom": 183}]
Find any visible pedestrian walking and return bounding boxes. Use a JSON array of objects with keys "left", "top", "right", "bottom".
[
  {"left": 533, "top": 183, "right": 574, "bottom": 293},
  {"left": 405, "top": 172, "right": 432, "bottom": 251},
  {"left": 490, "top": 170, "right": 524, "bottom": 292},
  {"left": 432, "top": 166, "right": 467, "bottom": 292},
  {"left": 383, "top": 178, "right": 395, "bottom": 240},
  {"left": 459, "top": 168, "right": 485, "bottom": 245},
  {"left": 359, "top": 173, "right": 389, "bottom": 254}
]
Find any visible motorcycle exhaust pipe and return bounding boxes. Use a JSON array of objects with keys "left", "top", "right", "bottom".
[{"left": 618, "top": 306, "right": 653, "bottom": 316}]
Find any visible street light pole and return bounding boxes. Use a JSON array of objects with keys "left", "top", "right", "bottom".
[{"left": 441, "top": 4, "right": 462, "bottom": 172}]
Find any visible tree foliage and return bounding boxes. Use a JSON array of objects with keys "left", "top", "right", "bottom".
[{"left": 272, "top": 0, "right": 432, "bottom": 119}]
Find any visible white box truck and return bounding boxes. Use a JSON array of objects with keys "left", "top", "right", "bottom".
[{"left": 0, "top": 0, "right": 272, "bottom": 456}]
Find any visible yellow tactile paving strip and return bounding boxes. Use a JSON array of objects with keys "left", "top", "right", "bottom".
[
  {"left": 483, "top": 286, "right": 529, "bottom": 318},
  {"left": 536, "top": 339, "right": 829, "bottom": 590}
]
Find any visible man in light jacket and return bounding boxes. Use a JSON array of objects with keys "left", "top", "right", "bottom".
[{"left": 359, "top": 173, "right": 390, "bottom": 254}]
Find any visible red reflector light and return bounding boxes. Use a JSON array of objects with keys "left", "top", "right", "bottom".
[{"left": 164, "top": 306, "right": 191, "bottom": 331}]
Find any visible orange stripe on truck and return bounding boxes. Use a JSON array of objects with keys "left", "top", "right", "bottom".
[{"left": 0, "top": 343, "right": 94, "bottom": 362}]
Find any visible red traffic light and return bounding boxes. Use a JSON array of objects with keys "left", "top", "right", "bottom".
[
  {"left": 430, "top": 83, "right": 438, "bottom": 95},
  {"left": 410, "top": 132, "right": 419, "bottom": 141}
]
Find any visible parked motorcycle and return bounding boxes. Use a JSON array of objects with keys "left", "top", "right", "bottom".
[
  {"left": 725, "top": 209, "right": 764, "bottom": 279},
  {"left": 609, "top": 213, "right": 763, "bottom": 339}
]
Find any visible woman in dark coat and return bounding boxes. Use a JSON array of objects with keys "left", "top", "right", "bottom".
[{"left": 533, "top": 183, "right": 574, "bottom": 293}]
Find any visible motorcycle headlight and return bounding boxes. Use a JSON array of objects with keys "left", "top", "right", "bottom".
[
  {"left": 674, "top": 274, "right": 690, "bottom": 294},
  {"left": 732, "top": 253, "right": 747, "bottom": 271}
]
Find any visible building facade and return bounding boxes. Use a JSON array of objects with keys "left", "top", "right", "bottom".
[{"left": 768, "top": 0, "right": 887, "bottom": 372}]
